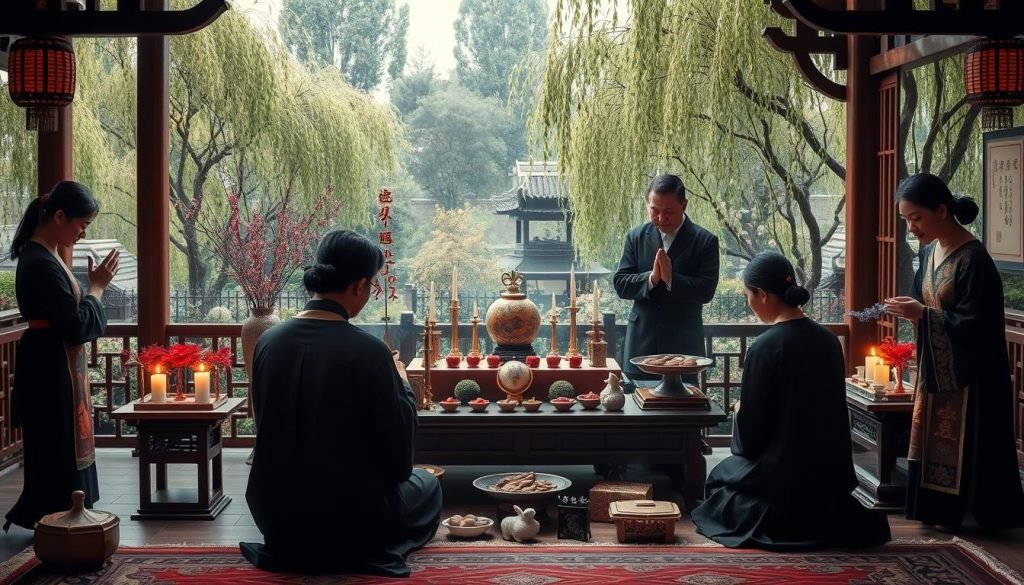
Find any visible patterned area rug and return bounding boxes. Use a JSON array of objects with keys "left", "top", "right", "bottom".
[{"left": 1, "top": 541, "right": 1021, "bottom": 584}]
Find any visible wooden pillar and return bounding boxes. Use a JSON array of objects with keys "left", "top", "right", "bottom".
[
  {"left": 136, "top": 0, "right": 170, "bottom": 347},
  {"left": 844, "top": 0, "right": 882, "bottom": 371},
  {"left": 37, "top": 105, "right": 73, "bottom": 266}
]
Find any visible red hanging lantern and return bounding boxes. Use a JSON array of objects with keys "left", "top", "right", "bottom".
[
  {"left": 965, "top": 38, "right": 1024, "bottom": 132},
  {"left": 6, "top": 36, "right": 76, "bottom": 133}
]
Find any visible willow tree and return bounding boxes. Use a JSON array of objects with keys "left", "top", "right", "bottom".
[
  {"left": 528, "top": 0, "right": 979, "bottom": 290},
  {"left": 0, "top": 8, "right": 397, "bottom": 307}
]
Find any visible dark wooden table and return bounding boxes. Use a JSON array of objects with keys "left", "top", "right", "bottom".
[
  {"left": 846, "top": 387, "right": 913, "bottom": 511},
  {"left": 110, "top": 398, "right": 246, "bottom": 521},
  {"left": 416, "top": 398, "right": 727, "bottom": 511}
]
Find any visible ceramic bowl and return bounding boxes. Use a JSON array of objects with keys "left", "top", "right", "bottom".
[
  {"left": 496, "top": 400, "right": 517, "bottom": 412},
  {"left": 472, "top": 472, "right": 572, "bottom": 503},
  {"left": 442, "top": 516, "right": 493, "bottom": 538},
  {"left": 439, "top": 401, "right": 460, "bottom": 413},
  {"left": 468, "top": 400, "right": 490, "bottom": 413},
  {"left": 521, "top": 400, "right": 542, "bottom": 412},
  {"left": 414, "top": 463, "right": 446, "bottom": 481},
  {"left": 578, "top": 396, "right": 601, "bottom": 410},
  {"left": 551, "top": 398, "right": 576, "bottom": 412}
]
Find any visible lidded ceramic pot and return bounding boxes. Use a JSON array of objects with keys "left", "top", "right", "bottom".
[
  {"left": 34, "top": 491, "right": 120, "bottom": 568},
  {"left": 485, "top": 270, "right": 541, "bottom": 356}
]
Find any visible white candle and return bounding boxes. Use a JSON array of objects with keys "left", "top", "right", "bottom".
[
  {"left": 194, "top": 365, "right": 211, "bottom": 403},
  {"left": 569, "top": 265, "right": 576, "bottom": 308},
  {"left": 874, "top": 363, "right": 891, "bottom": 386},
  {"left": 428, "top": 281, "right": 436, "bottom": 322},
  {"left": 592, "top": 282, "right": 600, "bottom": 322},
  {"left": 551, "top": 293, "right": 557, "bottom": 317},
  {"left": 150, "top": 370, "right": 167, "bottom": 404},
  {"left": 864, "top": 349, "right": 879, "bottom": 379},
  {"left": 473, "top": 301, "right": 479, "bottom": 319}
]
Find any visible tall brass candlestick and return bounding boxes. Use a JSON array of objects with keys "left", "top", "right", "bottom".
[
  {"left": 548, "top": 311, "right": 559, "bottom": 356},
  {"left": 566, "top": 306, "right": 580, "bottom": 357},
  {"left": 448, "top": 299, "right": 461, "bottom": 357},
  {"left": 421, "top": 320, "right": 435, "bottom": 410},
  {"left": 469, "top": 315, "right": 481, "bottom": 356}
]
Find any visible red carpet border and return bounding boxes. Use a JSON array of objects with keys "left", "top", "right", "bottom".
[{"left": 0, "top": 540, "right": 1021, "bottom": 584}]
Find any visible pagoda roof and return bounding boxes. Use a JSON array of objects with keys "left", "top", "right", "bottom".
[{"left": 492, "top": 161, "right": 569, "bottom": 216}]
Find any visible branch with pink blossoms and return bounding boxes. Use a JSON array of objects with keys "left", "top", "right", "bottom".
[{"left": 200, "top": 186, "right": 342, "bottom": 310}]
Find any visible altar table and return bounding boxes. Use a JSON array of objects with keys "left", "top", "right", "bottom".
[
  {"left": 407, "top": 357, "right": 622, "bottom": 403},
  {"left": 846, "top": 388, "right": 913, "bottom": 511},
  {"left": 110, "top": 398, "right": 245, "bottom": 520},
  {"left": 416, "top": 398, "right": 727, "bottom": 511}
]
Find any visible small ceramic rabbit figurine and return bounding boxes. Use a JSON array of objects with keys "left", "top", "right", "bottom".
[
  {"left": 600, "top": 373, "right": 625, "bottom": 411},
  {"left": 500, "top": 505, "right": 540, "bottom": 543}
]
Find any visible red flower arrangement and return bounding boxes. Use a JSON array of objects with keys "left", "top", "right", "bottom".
[
  {"left": 879, "top": 336, "right": 915, "bottom": 393},
  {"left": 199, "top": 187, "right": 342, "bottom": 311},
  {"left": 122, "top": 344, "right": 234, "bottom": 401}
]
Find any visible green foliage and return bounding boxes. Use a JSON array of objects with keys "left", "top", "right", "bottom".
[
  {"left": 547, "top": 379, "right": 576, "bottom": 400},
  {"left": 390, "top": 50, "right": 440, "bottom": 118},
  {"left": 1003, "top": 272, "right": 1024, "bottom": 311},
  {"left": 454, "top": 0, "right": 548, "bottom": 104},
  {"left": 0, "top": 8, "right": 399, "bottom": 303},
  {"left": 406, "top": 85, "right": 512, "bottom": 209},
  {"left": 454, "top": 379, "right": 482, "bottom": 403},
  {"left": 0, "top": 272, "right": 15, "bottom": 309},
  {"left": 206, "top": 306, "right": 234, "bottom": 323},
  {"left": 279, "top": 0, "right": 410, "bottom": 92},
  {"left": 404, "top": 205, "right": 503, "bottom": 295}
]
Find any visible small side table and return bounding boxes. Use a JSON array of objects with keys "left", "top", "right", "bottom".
[
  {"left": 846, "top": 387, "right": 913, "bottom": 511},
  {"left": 110, "top": 398, "right": 245, "bottom": 520}
]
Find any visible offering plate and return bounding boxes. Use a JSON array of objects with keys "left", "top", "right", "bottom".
[
  {"left": 629, "top": 354, "right": 713, "bottom": 398},
  {"left": 472, "top": 472, "right": 572, "bottom": 503}
]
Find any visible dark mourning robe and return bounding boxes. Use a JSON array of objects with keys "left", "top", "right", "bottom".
[
  {"left": 906, "top": 241, "right": 1024, "bottom": 530},
  {"left": 242, "top": 300, "right": 441, "bottom": 576},
  {"left": 691, "top": 317, "right": 891, "bottom": 550},
  {"left": 5, "top": 241, "right": 103, "bottom": 531}
]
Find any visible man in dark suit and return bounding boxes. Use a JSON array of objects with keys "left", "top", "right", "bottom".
[{"left": 614, "top": 174, "right": 720, "bottom": 383}]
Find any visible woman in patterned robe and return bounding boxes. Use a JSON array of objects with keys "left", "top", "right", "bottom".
[{"left": 886, "top": 173, "right": 1024, "bottom": 530}]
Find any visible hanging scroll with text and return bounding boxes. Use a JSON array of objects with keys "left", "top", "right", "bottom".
[
  {"left": 373, "top": 188, "right": 400, "bottom": 303},
  {"left": 984, "top": 128, "right": 1024, "bottom": 272}
]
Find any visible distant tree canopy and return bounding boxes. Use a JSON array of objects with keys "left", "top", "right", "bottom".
[
  {"left": 280, "top": 0, "right": 410, "bottom": 92},
  {"left": 406, "top": 85, "right": 512, "bottom": 210},
  {"left": 0, "top": 10, "right": 398, "bottom": 307},
  {"left": 390, "top": 49, "right": 440, "bottom": 118},
  {"left": 454, "top": 0, "right": 548, "bottom": 104},
  {"left": 530, "top": 0, "right": 980, "bottom": 290}
]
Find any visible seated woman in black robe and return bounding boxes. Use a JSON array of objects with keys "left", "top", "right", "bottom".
[
  {"left": 691, "top": 252, "right": 891, "bottom": 550},
  {"left": 241, "top": 230, "right": 441, "bottom": 577}
]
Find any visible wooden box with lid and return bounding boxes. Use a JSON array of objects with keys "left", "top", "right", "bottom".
[
  {"left": 608, "top": 500, "right": 681, "bottom": 543},
  {"left": 588, "top": 480, "right": 653, "bottom": 523}
]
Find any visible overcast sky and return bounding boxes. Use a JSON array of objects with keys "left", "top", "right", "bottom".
[{"left": 234, "top": 0, "right": 468, "bottom": 77}]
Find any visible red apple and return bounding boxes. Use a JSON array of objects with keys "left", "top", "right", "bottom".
[
  {"left": 486, "top": 355, "right": 501, "bottom": 368},
  {"left": 546, "top": 355, "right": 561, "bottom": 368},
  {"left": 466, "top": 355, "right": 481, "bottom": 368},
  {"left": 525, "top": 355, "right": 540, "bottom": 368},
  {"left": 445, "top": 355, "right": 462, "bottom": 368},
  {"left": 568, "top": 355, "right": 583, "bottom": 368}
]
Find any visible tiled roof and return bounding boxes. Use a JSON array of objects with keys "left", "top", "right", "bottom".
[{"left": 492, "top": 161, "right": 569, "bottom": 214}]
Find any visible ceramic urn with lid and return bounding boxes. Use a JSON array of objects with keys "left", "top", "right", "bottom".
[
  {"left": 485, "top": 270, "right": 541, "bottom": 360},
  {"left": 34, "top": 491, "right": 120, "bottom": 568}
]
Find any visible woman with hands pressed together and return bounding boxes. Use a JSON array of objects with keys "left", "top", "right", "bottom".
[
  {"left": 4, "top": 181, "right": 119, "bottom": 531},
  {"left": 886, "top": 172, "right": 1024, "bottom": 531}
]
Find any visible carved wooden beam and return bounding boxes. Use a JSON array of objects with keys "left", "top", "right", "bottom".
[
  {"left": 1, "top": 0, "right": 228, "bottom": 36},
  {"left": 763, "top": 0, "right": 848, "bottom": 101},
  {"left": 782, "top": 0, "right": 1024, "bottom": 36}
]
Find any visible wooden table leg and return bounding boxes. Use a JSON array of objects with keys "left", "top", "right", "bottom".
[{"left": 682, "top": 432, "right": 708, "bottom": 511}]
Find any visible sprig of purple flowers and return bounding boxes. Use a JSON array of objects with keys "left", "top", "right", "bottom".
[{"left": 848, "top": 302, "right": 887, "bottom": 322}]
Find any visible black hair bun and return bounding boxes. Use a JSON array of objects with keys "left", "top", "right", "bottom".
[
  {"left": 303, "top": 263, "right": 340, "bottom": 293},
  {"left": 783, "top": 284, "right": 811, "bottom": 307},
  {"left": 953, "top": 196, "right": 979, "bottom": 225}
]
